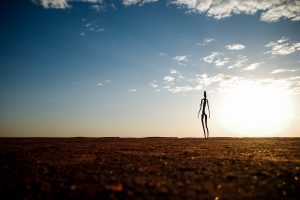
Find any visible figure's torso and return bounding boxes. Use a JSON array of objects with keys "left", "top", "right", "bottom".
[{"left": 202, "top": 98, "right": 207, "bottom": 114}]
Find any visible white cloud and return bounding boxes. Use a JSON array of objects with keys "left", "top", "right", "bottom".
[
  {"left": 164, "top": 76, "right": 175, "bottom": 82},
  {"left": 202, "top": 52, "right": 229, "bottom": 66},
  {"left": 166, "top": 85, "right": 200, "bottom": 93},
  {"left": 83, "top": 20, "right": 106, "bottom": 34},
  {"left": 242, "top": 62, "right": 263, "bottom": 71},
  {"left": 215, "top": 58, "right": 229, "bottom": 66},
  {"left": 159, "top": 52, "right": 168, "bottom": 57},
  {"left": 260, "top": 1, "right": 300, "bottom": 22},
  {"left": 90, "top": 4, "right": 105, "bottom": 12},
  {"left": 122, "top": 0, "right": 158, "bottom": 6},
  {"left": 96, "top": 28, "right": 105, "bottom": 32},
  {"left": 80, "top": 32, "right": 86, "bottom": 36},
  {"left": 178, "top": 74, "right": 185, "bottom": 79},
  {"left": 32, "top": 0, "right": 300, "bottom": 22},
  {"left": 160, "top": 73, "right": 242, "bottom": 94},
  {"left": 170, "top": 69, "right": 178, "bottom": 74},
  {"left": 203, "top": 52, "right": 221, "bottom": 63},
  {"left": 128, "top": 89, "right": 137, "bottom": 92},
  {"left": 265, "top": 37, "right": 300, "bottom": 56},
  {"left": 111, "top": 3, "right": 116, "bottom": 10},
  {"left": 32, "top": 0, "right": 70, "bottom": 9},
  {"left": 195, "top": 73, "right": 238, "bottom": 88},
  {"left": 170, "top": 0, "right": 300, "bottom": 22},
  {"left": 32, "top": 0, "right": 105, "bottom": 9},
  {"left": 271, "top": 68, "right": 296, "bottom": 74},
  {"left": 226, "top": 44, "right": 245, "bottom": 50},
  {"left": 173, "top": 55, "right": 189, "bottom": 63},
  {"left": 149, "top": 83, "right": 158, "bottom": 88},
  {"left": 196, "top": 38, "right": 215, "bottom": 46},
  {"left": 81, "top": 0, "right": 103, "bottom": 2},
  {"left": 169, "top": 69, "right": 185, "bottom": 81},
  {"left": 227, "top": 55, "right": 248, "bottom": 69},
  {"left": 96, "top": 79, "right": 111, "bottom": 87},
  {"left": 156, "top": 71, "right": 300, "bottom": 95}
]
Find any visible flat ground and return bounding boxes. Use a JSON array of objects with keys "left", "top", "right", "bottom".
[{"left": 0, "top": 138, "right": 299, "bottom": 199}]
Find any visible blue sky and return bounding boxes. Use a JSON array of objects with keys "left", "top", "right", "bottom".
[{"left": 1, "top": 0, "right": 300, "bottom": 137}]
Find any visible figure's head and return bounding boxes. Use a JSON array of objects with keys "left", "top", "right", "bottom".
[{"left": 204, "top": 91, "right": 207, "bottom": 98}]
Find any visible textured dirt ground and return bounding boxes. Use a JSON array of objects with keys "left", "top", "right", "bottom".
[{"left": 0, "top": 137, "right": 299, "bottom": 199}]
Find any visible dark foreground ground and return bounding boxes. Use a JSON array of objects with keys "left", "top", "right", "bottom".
[{"left": 0, "top": 138, "right": 299, "bottom": 199}]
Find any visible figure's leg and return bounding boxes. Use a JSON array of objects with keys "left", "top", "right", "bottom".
[
  {"left": 204, "top": 114, "right": 209, "bottom": 139},
  {"left": 201, "top": 114, "right": 206, "bottom": 139}
]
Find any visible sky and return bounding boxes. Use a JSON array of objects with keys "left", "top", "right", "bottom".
[{"left": 0, "top": 0, "right": 300, "bottom": 137}]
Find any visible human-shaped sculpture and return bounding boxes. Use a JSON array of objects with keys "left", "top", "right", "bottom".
[{"left": 197, "top": 91, "right": 210, "bottom": 139}]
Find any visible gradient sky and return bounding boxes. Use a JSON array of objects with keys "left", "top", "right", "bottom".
[{"left": 1, "top": 0, "right": 300, "bottom": 137}]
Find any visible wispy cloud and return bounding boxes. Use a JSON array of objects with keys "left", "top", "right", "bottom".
[
  {"left": 159, "top": 73, "right": 242, "bottom": 94},
  {"left": 242, "top": 62, "right": 263, "bottom": 71},
  {"left": 165, "top": 85, "right": 201, "bottom": 93},
  {"left": 159, "top": 52, "right": 168, "bottom": 57},
  {"left": 111, "top": 3, "right": 116, "bottom": 10},
  {"left": 226, "top": 44, "right": 245, "bottom": 50},
  {"left": 170, "top": 0, "right": 300, "bottom": 22},
  {"left": 82, "top": 20, "right": 106, "bottom": 34},
  {"left": 164, "top": 76, "right": 174, "bottom": 82},
  {"left": 202, "top": 52, "right": 221, "bottom": 63},
  {"left": 149, "top": 82, "right": 158, "bottom": 88},
  {"left": 227, "top": 55, "right": 248, "bottom": 69},
  {"left": 265, "top": 37, "right": 300, "bottom": 56},
  {"left": 96, "top": 79, "right": 111, "bottom": 87},
  {"left": 128, "top": 89, "right": 137, "bottom": 92},
  {"left": 215, "top": 58, "right": 229, "bottom": 66},
  {"left": 196, "top": 38, "right": 215, "bottom": 46},
  {"left": 155, "top": 72, "right": 300, "bottom": 95},
  {"left": 90, "top": 3, "right": 105, "bottom": 12},
  {"left": 202, "top": 52, "right": 229, "bottom": 66},
  {"left": 170, "top": 69, "right": 178, "bottom": 74},
  {"left": 173, "top": 55, "right": 190, "bottom": 65},
  {"left": 72, "top": 82, "right": 80, "bottom": 85},
  {"left": 122, "top": 0, "right": 158, "bottom": 6},
  {"left": 169, "top": 69, "right": 184, "bottom": 80},
  {"left": 173, "top": 55, "right": 189, "bottom": 63},
  {"left": 32, "top": 0, "right": 105, "bottom": 10},
  {"left": 271, "top": 68, "right": 296, "bottom": 74}
]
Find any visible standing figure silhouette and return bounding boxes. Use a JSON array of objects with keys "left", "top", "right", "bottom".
[{"left": 198, "top": 91, "right": 210, "bottom": 139}]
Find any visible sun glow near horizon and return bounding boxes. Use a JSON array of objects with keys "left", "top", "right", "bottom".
[{"left": 217, "top": 82, "right": 295, "bottom": 137}]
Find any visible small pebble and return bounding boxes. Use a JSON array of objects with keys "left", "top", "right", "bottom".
[
  {"left": 70, "top": 185, "right": 76, "bottom": 191},
  {"left": 106, "top": 184, "right": 123, "bottom": 192}
]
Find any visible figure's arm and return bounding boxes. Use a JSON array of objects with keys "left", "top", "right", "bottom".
[
  {"left": 207, "top": 99, "right": 210, "bottom": 118},
  {"left": 198, "top": 99, "right": 203, "bottom": 118}
]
